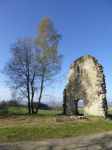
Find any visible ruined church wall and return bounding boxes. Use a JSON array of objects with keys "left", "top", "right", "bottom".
[{"left": 65, "top": 55, "right": 108, "bottom": 117}]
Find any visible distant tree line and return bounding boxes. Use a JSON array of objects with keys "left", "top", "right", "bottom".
[
  {"left": 0, "top": 100, "right": 20, "bottom": 107},
  {"left": 0, "top": 100, "right": 63, "bottom": 111}
]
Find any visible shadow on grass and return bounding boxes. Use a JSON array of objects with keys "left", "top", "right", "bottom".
[{"left": 107, "top": 114, "right": 112, "bottom": 120}]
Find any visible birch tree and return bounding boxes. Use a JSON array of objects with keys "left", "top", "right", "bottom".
[{"left": 33, "top": 16, "right": 66, "bottom": 113}]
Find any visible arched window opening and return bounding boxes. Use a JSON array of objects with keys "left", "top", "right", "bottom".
[{"left": 77, "top": 99, "right": 84, "bottom": 116}]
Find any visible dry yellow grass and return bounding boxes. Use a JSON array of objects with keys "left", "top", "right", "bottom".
[
  {"left": 108, "top": 107, "right": 112, "bottom": 110},
  {"left": 0, "top": 114, "right": 105, "bottom": 130}
]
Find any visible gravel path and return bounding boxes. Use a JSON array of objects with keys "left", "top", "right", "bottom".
[{"left": 0, "top": 131, "right": 112, "bottom": 150}]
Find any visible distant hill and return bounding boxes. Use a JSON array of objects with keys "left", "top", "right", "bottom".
[
  {"left": 0, "top": 100, "right": 112, "bottom": 107},
  {"left": 43, "top": 101, "right": 112, "bottom": 107},
  {"left": 107, "top": 102, "right": 112, "bottom": 107}
]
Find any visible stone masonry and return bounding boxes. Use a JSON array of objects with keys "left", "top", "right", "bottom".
[{"left": 62, "top": 55, "right": 108, "bottom": 118}]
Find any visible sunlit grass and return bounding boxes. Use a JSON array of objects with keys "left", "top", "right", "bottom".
[
  {"left": 0, "top": 106, "right": 112, "bottom": 142},
  {"left": 6, "top": 106, "right": 63, "bottom": 115}
]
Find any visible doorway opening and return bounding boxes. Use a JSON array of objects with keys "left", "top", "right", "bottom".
[{"left": 77, "top": 99, "right": 84, "bottom": 116}]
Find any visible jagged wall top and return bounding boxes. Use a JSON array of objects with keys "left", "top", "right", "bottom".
[{"left": 70, "top": 54, "right": 102, "bottom": 69}]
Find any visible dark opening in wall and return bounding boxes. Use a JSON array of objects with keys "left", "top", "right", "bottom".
[{"left": 77, "top": 66, "right": 79, "bottom": 77}]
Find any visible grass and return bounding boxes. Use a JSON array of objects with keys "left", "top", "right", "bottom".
[
  {"left": 6, "top": 106, "right": 63, "bottom": 115},
  {"left": 0, "top": 106, "right": 112, "bottom": 143}
]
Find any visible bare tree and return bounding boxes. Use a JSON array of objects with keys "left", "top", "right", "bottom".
[
  {"left": 0, "top": 36, "right": 42, "bottom": 113},
  {"left": 11, "top": 90, "right": 17, "bottom": 107}
]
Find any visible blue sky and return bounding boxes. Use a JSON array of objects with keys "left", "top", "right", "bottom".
[{"left": 0, "top": 0, "right": 112, "bottom": 104}]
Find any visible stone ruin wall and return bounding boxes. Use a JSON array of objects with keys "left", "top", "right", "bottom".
[{"left": 62, "top": 55, "right": 108, "bottom": 118}]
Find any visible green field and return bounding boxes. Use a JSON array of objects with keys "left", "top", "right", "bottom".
[
  {"left": 3, "top": 106, "right": 111, "bottom": 116},
  {"left": 0, "top": 106, "right": 112, "bottom": 143},
  {"left": 1, "top": 107, "right": 112, "bottom": 115},
  {"left": 0, "top": 106, "right": 86, "bottom": 115},
  {"left": 0, "top": 106, "right": 85, "bottom": 115},
  {"left": 1, "top": 106, "right": 63, "bottom": 115}
]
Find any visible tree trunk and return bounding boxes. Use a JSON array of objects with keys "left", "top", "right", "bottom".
[
  {"left": 27, "top": 74, "right": 31, "bottom": 113},
  {"left": 28, "top": 99, "right": 31, "bottom": 114},
  {"left": 27, "top": 85, "right": 31, "bottom": 114},
  {"left": 35, "top": 102, "right": 40, "bottom": 113},
  {"left": 30, "top": 74, "right": 35, "bottom": 114},
  {"left": 35, "top": 73, "right": 44, "bottom": 114},
  {"left": 31, "top": 100, "right": 34, "bottom": 114},
  {"left": 31, "top": 87, "right": 34, "bottom": 114}
]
